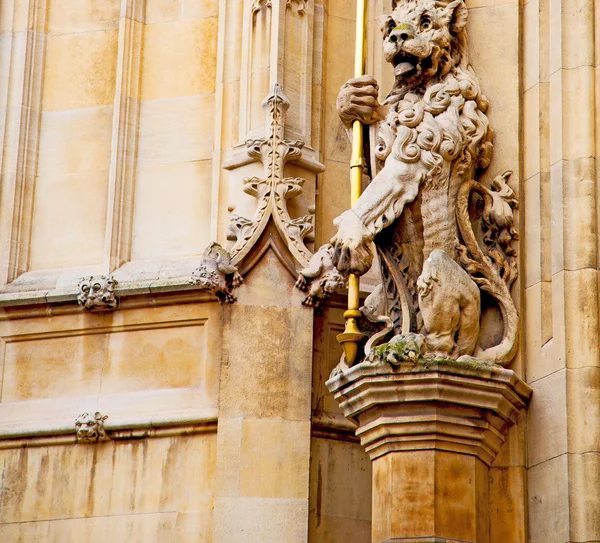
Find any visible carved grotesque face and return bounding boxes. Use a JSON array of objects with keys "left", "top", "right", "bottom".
[
  {"left": 75, "top": 413, "right": 104, "bottom": 441},
  {"left": 77, "top": 275, "right": 117, "bottom": 310},
  {"left": 80, "top": 280, "right": 103, "bottom": 305},
  {"left": 382, "top": 0, "right": 468, "bottom": 87},
  {"left": 191, "top": 269, "right": 220, "bottom": 292},
  {"left": 323, "top": 272, "right": 345, "bottom": 295}
]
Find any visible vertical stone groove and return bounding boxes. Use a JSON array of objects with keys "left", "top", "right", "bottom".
[
  {"left": 104, "top": 0, "right": 145, "bottom": 272},
  {"left": 0, "top": 0, "right": 48, "bottom": 286}
]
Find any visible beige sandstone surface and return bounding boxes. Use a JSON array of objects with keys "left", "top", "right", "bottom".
[{"left": 0, "top": 0, "right": 597, "bottom": 542}]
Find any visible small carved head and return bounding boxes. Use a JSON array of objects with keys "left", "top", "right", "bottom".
[
  {"left": 190, "top": 268, "right": 221, "bottom": 292},
  {"left": 77, "top": 275, "right": 118, "bottom": 311},
  {"left": 75, "top": 412, "right": 109, "bottom": 443},
  {"left": 322, "top": 270, "right": 345, "bottom": 296},
  {"left": 382, "top": 0, "right": 468, "bottom": 86}
]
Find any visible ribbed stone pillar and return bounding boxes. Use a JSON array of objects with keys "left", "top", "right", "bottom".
[{"left": 327, "top": 358, "right": 532, "bottom": 543}]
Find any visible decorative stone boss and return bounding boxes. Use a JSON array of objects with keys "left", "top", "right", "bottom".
[{"left": 297, "top": 0, "right": 531, "bottom": 541}]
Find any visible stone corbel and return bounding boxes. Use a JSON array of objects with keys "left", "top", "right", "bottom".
[
  {"left": 75, "top": 412, "right": 110, "bottom": 443},
  {"left": 77, "top": 275, "right": 119, "bottom": 311},
  {"left": 189, "top": 242, "right": 243, "bottom": 304}
]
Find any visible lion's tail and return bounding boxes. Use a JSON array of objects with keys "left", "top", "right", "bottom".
[{"left": 456, "top": 180, "right": 519, "bottom": 366}]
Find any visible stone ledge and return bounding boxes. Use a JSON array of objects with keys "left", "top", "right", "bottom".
[
  {"left": 311, "top": 413, "right": 360, "bottom": 443},
  {"left": 326, "top": 359, "right": 532, "bottom": 465},
  {"left": 0, "top": 385, "right": 219, "bottom": 449},
  {"left": 0, "top": 279, "right": 217, "bottom": 318},
  {"left": 0, "top": 408, "right": 218, "bottom": 449},
  {"left": 0, "top": 256, "right": 221, "bottom": 312}
]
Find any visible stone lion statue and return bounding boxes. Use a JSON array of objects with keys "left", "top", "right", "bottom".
[{"left": 297, "top": 0, "right": 519, "bottom": 366}]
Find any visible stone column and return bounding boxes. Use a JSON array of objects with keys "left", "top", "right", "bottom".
[
  {"left": 212, "top": 253, "right": 314, "bottom": 542},
  {"left": 327, "top": 358, "right": 532, "bottom": 543},
  {"left": 208, "top": 1, "right": 324, "bottom": 539}
]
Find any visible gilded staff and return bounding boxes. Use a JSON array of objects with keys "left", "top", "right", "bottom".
[{"left": 337, "top": 0, "right": 368, "bottom": 366}]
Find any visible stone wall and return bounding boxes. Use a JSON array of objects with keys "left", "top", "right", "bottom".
[
  {"left": 522, "top": 0, "right": 600, "bottom": 538},
  {"left": 0, "top": 0, "right": 597, "bottom": 542}
]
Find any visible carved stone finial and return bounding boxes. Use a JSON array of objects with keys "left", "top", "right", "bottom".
[
  {"left": 77, "top": 275, "right": 118, "bottom": 311},
  {"left": 190, "top": 242, "right": 243, "bottom": 304},
  {"left": 224, "top": 84, "right": 318, "bottom": 274},
  {"left": 75, "top": 412, "right": 109, "bottom": 443}
]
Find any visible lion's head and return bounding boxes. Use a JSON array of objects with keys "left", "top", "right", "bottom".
[
  {"left": 382, "top": 0, "right": 468, "bottom": 88},
  {"left": 75, "top": 412, "right": 108, "bottom": 442}
]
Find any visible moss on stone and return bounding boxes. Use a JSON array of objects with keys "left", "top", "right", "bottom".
[{"left": 366, "top": 334, "right": 496, "bottom": 373}]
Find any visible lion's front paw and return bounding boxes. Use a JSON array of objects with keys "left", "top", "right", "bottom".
[
  {"left": 332, "top": 242, "right": 373, "bottom": 277},
  {"left": 337, "top": 75, "right": 387, "bottom": 127},
  {"left": 295, "top": 274, "right": 309, "bottom": 291},
  {"left": 231, "top": 271, "right": 243, "bottom": 288},
  {"left": 331, "top": 210, "right": 374, "bottom": 276}
]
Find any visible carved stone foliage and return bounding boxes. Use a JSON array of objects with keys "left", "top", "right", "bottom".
[
  {"left": 77, "top": 275, "right": 119, "bottom": 311},
  {"left": 299, "top": 0, "right": 519, "bottom": 367},
  {"left": 190, "top": 242, "right": 243, "bottom": 304},
  {"left": 227, "top": 84, "right": 315, "bottom": 269},
  {"left": 75, "top": 412, "right": 109, "bottom": 443}
]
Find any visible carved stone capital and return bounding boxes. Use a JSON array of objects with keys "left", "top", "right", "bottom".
[
  {"left": 75, "top": 412, "right": 110, "bottom": 443},
  {"left": 77, "top": 275, "right": 119, "bottom": 311},
  {"left": 326, "top": 358, "right": 531, "bottom": 466}
]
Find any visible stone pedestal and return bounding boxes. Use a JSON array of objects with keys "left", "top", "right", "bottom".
[{"left": 326, "top": 357, "right": 532, "bottom": 543}]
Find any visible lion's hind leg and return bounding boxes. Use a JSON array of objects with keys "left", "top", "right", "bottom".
[{"left": 417, "top": 249, "right": 480, "bottom": 358}]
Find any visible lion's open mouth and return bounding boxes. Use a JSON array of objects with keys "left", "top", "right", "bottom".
[{"left": 392, "top": 52, "right": 421, "bottom": 78}]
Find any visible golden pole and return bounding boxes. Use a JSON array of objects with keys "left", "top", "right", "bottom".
[{"left": 337, "top": 0, "right": 368, "bottom": 366}]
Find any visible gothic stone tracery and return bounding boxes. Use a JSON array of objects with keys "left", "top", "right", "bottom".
[{"left": 192, "top": 83, "right": 318, "bottom": 298}]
